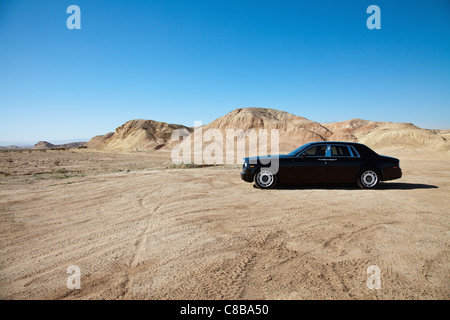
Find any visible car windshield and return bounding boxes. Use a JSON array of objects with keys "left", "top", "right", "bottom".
[{"left": 286, "top": 143, "right": 314, "bottom": 156}]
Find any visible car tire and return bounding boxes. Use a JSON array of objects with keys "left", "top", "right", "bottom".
[
  {"left": 253, "top": 169, "right": 277, "bottom": 189},
  {"left": 357, "top": 169, "right": 380, "bottom": 189}
]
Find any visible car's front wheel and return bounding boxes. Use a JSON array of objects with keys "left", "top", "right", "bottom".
[
  {"left": 357, "top": 169, "right": 380, "bottom": 189},
  {"left": 254, "top": 169, "right": 277, "bottom": 189}
]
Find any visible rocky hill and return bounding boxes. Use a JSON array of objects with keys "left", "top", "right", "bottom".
[
  {"left": 321, "top": 119, "right": 449, "bottom": 156},
  {"left": 175, "top": 108, "right": 450, "bottom": 161},
  {"left": 87, "top": 108, "right": 449, "bottom": 159},
  {"left": 90, "top": 120, "right": 193, "bottom": 151}
]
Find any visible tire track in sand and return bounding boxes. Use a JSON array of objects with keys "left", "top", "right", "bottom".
[
  {"left": 131, "top": 190, "right": 177, "bottom": 266},
  {"left": 119, "top": 189, "right": 177, "bottom": 299}
]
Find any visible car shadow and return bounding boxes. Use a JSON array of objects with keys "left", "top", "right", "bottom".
[
  {"left": 270, "top": 182, "right": 438, "bottom": 190},
  {"left": 376, "top": 182, "right": 438, "bottom": 190}
]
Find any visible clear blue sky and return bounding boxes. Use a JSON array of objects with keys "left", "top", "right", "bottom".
[{"left": 1, "top": 0, "right": 449, "bottom": 144}]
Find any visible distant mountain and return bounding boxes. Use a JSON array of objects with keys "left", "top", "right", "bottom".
[
  {"left": 33, "top": 141, "right": 56, "bottom": 149},
  {"left": 0, "top": 141, "right": 34, "bottom": 148},
  {"left": 0, "top": 145, "right": 24, "bottom": 150},
  {"left": 32, "top": 141, "right": 87, "bottom": 150}
]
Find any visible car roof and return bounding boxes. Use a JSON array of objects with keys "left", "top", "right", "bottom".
[
  {"left": 308, "top": 141, "right": 362, "bottom": 146},
  {"left": 306, "top": 141, "right": 378, "bottom": 156}
]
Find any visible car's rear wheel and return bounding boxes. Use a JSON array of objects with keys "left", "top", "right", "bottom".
[
  {"left": 254, "top": 169, "right": 277, "bottom": 189},
  {"left": 357, "top": 169, "right": 380, "bottom": 189}
]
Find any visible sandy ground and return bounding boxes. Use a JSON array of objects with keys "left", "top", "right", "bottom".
[{"left": 0, "top": 149, "right": 449, "bottom": 299}]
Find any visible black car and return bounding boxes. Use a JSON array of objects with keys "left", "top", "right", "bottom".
[{"left": 241, "top": 141, "right": 402, "bottom": 189}]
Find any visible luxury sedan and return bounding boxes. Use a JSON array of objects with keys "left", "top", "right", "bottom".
[{"left": 241, "top": 141, "right": 402, "bottom": 189}]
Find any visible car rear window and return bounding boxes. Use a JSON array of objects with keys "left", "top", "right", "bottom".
[{"left": 353, "top": 144, "right": 378, "bottom": 157}]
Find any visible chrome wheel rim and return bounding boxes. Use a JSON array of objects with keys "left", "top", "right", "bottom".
[
  {"left": 256, "top": 171, "right": 274, "bottom": 188},
  {"left": 361, "top": 170, "right": 378, "bottom": 188}
]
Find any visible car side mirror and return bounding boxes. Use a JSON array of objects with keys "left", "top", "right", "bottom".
[{"left": 301, "top": 153, "right": 306, "bottom": 158}]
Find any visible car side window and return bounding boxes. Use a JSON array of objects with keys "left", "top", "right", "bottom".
[
  {"left": 302, "top": 145, "right": 327, "bottom": 157},
  {"left": 331, "top": 145, "right": 351, "bottom": 157}
]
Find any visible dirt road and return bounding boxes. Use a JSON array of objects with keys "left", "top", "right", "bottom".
[{"left": 0, "top": 152, "right": 449, "bottom": 299}]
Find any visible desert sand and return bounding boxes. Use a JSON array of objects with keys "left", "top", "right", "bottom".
[{"left": 0, "top": 148, "right": 449, "bottom": 300}]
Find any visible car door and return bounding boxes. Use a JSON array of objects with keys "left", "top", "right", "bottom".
[
  {"left": 325, "top": 145, "right": 359, "bottom": 182},
  {"left": 273, "top": 155, "right": 295, "bottom": 183},
  {"left": 290, "top": 145, "right": 329, "bottom": 183}
]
